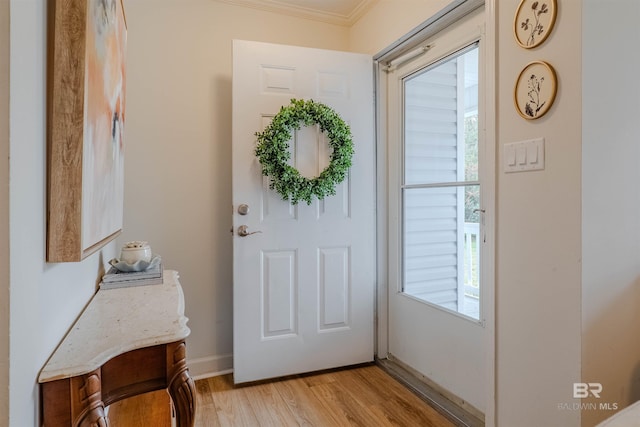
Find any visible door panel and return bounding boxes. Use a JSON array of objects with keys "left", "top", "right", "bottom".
[
  {"left": 232, "top": 40, "right": 374, "bottom": 384},
  {"left": 261, "top": 250, "right": 297, "bottom": 337}
]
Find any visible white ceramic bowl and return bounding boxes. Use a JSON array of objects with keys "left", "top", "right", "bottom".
[{"left": 120, "top": 241, "right": 152, "bottom": 264}]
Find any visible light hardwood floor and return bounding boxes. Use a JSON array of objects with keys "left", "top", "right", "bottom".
[{"left": 108, "top": 364, "right": 456, "bottom": 426}]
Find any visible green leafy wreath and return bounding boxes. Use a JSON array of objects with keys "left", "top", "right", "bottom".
[{"left": 255, "top": 99, "right": 354, "bottom": 205}]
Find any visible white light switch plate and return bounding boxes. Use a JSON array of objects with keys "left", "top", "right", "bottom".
[{"left": 504, "top": 138, "right": 545, "bottom": 173}]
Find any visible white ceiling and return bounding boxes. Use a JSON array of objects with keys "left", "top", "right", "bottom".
[{"left": 216, "top": 0, "right": 378, "bottom": 26}]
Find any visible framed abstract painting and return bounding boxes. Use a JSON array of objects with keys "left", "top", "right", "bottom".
[{"left": 47, "top": 0, "right": 127, "bottom": 262}]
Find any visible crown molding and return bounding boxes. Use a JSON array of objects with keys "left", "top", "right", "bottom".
[{"left": 215, "top": 0, "right": 377, "bottom": 27}]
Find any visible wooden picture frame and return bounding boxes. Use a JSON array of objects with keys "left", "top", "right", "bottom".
[
  {"left": 514, "top": 60, "right": 557, "bottom": 120},
  {"left": 47, "top": 0, "right": 127, "bottom": 262},
  {"left": 513, "top": 0, "right": 557, "bottom": 49}
]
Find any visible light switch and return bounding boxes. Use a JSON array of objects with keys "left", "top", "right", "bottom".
[
  {"left": 528, "top": 143, "right": 539, "bottom": 163},
  {"left": 504, "top": 138, "right": 545, "bottom": 173},
  {"left": 506, "top": 145, "right": 516, "bottom": 166},
  {"left": 516, "top": 146, "right": 527, "bottom": 165}
]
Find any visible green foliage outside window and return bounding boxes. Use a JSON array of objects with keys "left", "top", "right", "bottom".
[{"left": 464, "top": 115, "right": 479, "bottom": 223}]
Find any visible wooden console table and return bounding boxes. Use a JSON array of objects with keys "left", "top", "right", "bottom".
[{"left": 39, "top": 270, "right": 196, "bottom": 426}]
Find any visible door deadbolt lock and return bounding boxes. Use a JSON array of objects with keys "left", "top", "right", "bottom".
[{"left": 238, "top": 204, "right": 250, "bottom": 215}]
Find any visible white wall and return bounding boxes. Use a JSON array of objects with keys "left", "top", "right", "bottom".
[
  {"left": 496, "top": 0, "right": 582, "bottom": 425},
  {"left": 8, "top": 1, "right": 118, "bottom": 426},
  {"left": 1, "top": 0, "right": 10, "bottom": 425},
  {"left": 582, "top": 1, "right": 640, "bottom": 426},
  {"left": 121, "top": 0, "right": 350, "bottom": 376}
]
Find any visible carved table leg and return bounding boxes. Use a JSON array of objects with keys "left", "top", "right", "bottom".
[
  {"left": 166, "top": 341, "right": 196, "bottom": 427},
  {"left": 72, "top": 369, "right": 109, "bottom": 427}
]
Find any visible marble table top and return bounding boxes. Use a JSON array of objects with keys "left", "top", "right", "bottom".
[{"left": 38, "top": 270, "right": 190, "bottom": 383}]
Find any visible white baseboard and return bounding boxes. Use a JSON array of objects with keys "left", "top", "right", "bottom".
[{"left": 188, "top": 353, "right": 233, "bottom": 380}]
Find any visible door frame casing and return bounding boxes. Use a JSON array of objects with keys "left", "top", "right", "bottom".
[{"left": 373, "top": 0, "right": 496, "bottom": 425}]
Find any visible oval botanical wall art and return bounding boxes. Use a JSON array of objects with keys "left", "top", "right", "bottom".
[
  {"left": 514, "top": 61, "right": 557, "bottom": 120},
  {"left": 514, "top": 0, "right": 557, "bottom": 49}
]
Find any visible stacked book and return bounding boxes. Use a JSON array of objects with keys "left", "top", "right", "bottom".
[{"left": 100, "top": 261, "right": 164, "bottom": 290}]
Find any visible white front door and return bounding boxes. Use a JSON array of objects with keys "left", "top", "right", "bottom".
[
  {"left": 386, "top": 7, "right": 491, "bottom": 415},
  {"left": 232, "top": 40, "right": 375, "bottom": 384}
]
